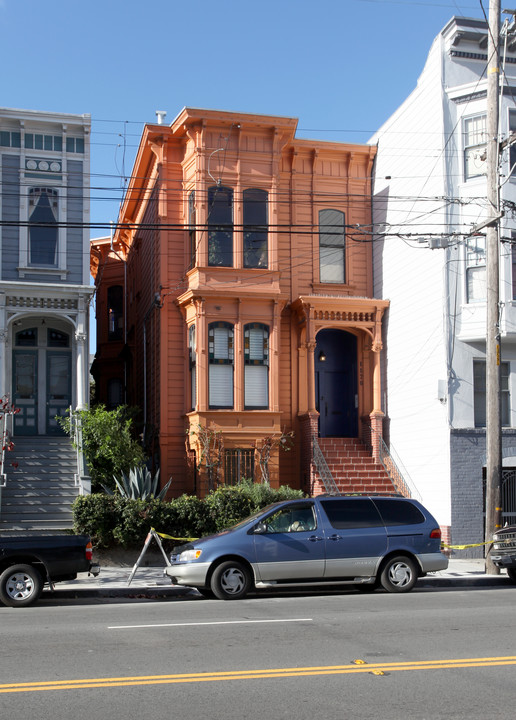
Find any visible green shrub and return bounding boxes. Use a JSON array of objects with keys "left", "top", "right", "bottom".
[
  {"left": 59, "top": 405, "right": 146, "bottom": 492},
  {"left": 73, "top": 482, "right": 305, "bottom": 550}
]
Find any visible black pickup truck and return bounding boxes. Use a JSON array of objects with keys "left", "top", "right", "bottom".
[
  {"left": 492, "top": 526, "right": 516, "bottom": 581},
  {"left": 0, "top": 534, "right": 100, "bottom": 607}
]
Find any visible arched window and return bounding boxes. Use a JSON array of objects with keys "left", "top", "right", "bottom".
[
  {"left": 107, "top": 285, "right": 123, "bottom": 341},
  {"left": 28, "top": 188, "right": 58, "bottom": 266},
  {"left": 189, "top": 324, "right": 196, "bottom": 411},
  {"left": 208, "top": 322, "right": 234, "bottom": 408},
  {"left": 244, "top": 323, "right": 269, "bottom": 409},
  {"left": 188, "top": 190, "right": 196, "bottom": 269},
  {"left": 319, "top": 209, "right": 345, "bottom": 284},
  {"left": 243, "top": 189, "right": 268, "bottom": 268},
  {"left": 208, "top": 186, "right": 233, "bottom": 267}
]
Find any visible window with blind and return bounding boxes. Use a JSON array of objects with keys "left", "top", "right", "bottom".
[
  {"left": 189, "top": 324, "right": 196, "bottom": 411},
  {"left": 208, "top": 186, "right": 233, "bottom": 267},
  {"left": 243, "top": 188, "right": 268, "bottom": 268},
  {"left": 244, "top": 323, "right": 269, "bottom": 409},
  {"left": 319, "top": 209, "right": 345, "bottom": 283},
  {"left": 209, "top": 322, "right": 234, "bottom": 408}
]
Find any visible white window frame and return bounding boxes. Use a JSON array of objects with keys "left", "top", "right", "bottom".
[
  {"left": 463, "top": 114, "right": 487, "bottom": 180},
  {"left": 465, "top": 235, "right": 486, "bottom": 303}
]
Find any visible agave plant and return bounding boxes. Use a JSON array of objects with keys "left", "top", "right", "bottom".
[{"left": 104, "top": 465, "right": 172, "bottom": 500}]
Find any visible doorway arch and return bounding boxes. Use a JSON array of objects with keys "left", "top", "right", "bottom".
[{"left": 315, "top": 329, "right": 358, "bottom": 437}]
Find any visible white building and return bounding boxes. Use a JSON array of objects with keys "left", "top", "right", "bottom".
[{"left": 370, "top": 16, "right": 516, "bottom": 552}]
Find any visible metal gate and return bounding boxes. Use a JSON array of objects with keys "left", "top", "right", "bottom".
[{"left": 502, "top": 469, "right": 516, "bottom": 526}]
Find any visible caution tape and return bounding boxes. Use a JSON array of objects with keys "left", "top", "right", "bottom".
[
  {"left": 151, "top": 528, "right": 198, "bottom": 543},
  {"left": 442, "top": 537, "right": 515, "bottom": 551}
]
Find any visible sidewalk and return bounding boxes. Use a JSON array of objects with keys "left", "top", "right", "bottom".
[{"left": 42, "top": 558, "right": 515, "bottom": 601}]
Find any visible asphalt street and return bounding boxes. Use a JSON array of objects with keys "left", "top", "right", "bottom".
[{"left": 1, "top": 582, "right": 516, "bottom": 720}]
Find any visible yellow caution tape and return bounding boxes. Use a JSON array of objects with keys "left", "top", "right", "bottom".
[
  {"left": 151, "top": 528, "right": 198, "bottom": 542},
  {"left": 442, "top": 537, "right": 514, "bottom": 550}
]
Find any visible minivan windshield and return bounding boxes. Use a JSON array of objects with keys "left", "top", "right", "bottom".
[{"left": 223, "top": 503, "right": 282, "bottom": 532}]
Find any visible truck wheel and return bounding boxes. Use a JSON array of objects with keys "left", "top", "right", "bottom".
[
  {"left": 507, "top": 568, "right": 516, "bottom": 584},
  {"left": 210, "top": 560, "right": 252, "bottom": 600},
  {"left": 379, "top": 555, "right": 418, "bottom": 593},
  {"left": 0, "top": 564, "right": 43, "bottom": 607}
]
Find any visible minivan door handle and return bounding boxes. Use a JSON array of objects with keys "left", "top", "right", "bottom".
[
  {"left": 329, "top": 534, "right": 343, "bottom": 541},
  {"left": 308, "top": 535, "right": 323, "bottom": 542}
]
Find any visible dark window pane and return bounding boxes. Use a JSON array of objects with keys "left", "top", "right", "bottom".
[
  {"left": 107, "top": 285, "right": 124, "bottom": 340},
  {"left": 243, "top": 189, "right": 268, "bottom": 268},
  {"left": 29, "top": 189, "right": 58, "bottom": 266},
  {"left": 208, "top": 186, "right": 233, "bottom": 267},
  {"left": 35, "top": 134, "right": 43, "bottom": 150},
  {"left": 25, "top": 133, "right": 34, "bottom": 149},
  {"left": 76, "top": 138, "right": 84, "bottom": 153},
  {"left": 54, "top": 135, "right": 62, "bottom": 151},
  {"left": 48, "top": 329, "right": 69, "bottom": 347},
  {"left": 372, "top": 499, "right": 425, "bottom": 526},
  {"left": 44, "top": 135, "right": 52, "bottom": 151},
  {"left": 0, "top": 131, "right": 9, "bottom": 147},
  {"left": 15, "top": 329, "right": 37, "bottom": 346},
  {"left": 66, "top": 137, "right": 74, "bottom": 153},
  {"left": 11, "top": 132, "right": 21, "bottom": 148},
  {"left": 320, "top": 498, "right": 383, "bottom": 528}
]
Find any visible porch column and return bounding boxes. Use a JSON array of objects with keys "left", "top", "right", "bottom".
[
  {"left": 369, "top": 343, "right": 384, "bottom": 462},
  {"left": 307, "top": 341, "right": 317, "bottom": 413},
  {"left": 0, "top": 293, "right": 6, "bottom": 398},
  {"left": 75, "top": 331, "right": 87, "bottom": 410}
]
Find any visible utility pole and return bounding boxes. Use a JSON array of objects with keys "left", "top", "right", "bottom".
[{"left": 485, "top": 0, "right": 502, "bottom": 574}]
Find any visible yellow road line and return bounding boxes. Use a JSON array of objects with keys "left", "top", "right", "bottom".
[{"left": 2, "top": 656, "right": 516, "bottom": 694}]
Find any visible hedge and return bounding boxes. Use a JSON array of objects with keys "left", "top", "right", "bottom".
[{"left": 73, "top": 482, "right": 305, "bottom": 549}]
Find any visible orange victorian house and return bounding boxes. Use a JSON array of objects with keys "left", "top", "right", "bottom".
[{"left": 90, "top": 108, "right": 390, "bottom": 497}]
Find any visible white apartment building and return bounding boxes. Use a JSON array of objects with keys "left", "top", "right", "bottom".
[{"left": 370, "top": 16, "right": 516, "bottom": 552}]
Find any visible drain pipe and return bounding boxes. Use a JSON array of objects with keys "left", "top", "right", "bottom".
[{"left": 143, "top": 292, "right": 163, "bottom": 443}]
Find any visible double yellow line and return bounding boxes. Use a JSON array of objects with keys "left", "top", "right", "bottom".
[{"left": 2, "top": 656, "right": 516, "bottom": 693}]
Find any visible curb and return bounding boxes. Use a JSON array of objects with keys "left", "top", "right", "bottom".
[{"left": 41, "top": 574, "right": 514, "bottom": 600}]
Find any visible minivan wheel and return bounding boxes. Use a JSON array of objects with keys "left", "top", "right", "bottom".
[
  {"left": 210, "top": 560, "right": 252, "bottom": 600},
  {"left": 379, "top": 556, "right": 418, "bottom": 593}
]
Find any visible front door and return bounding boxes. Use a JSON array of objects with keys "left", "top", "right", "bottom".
[
  {"left": 13, "top": 350, "right": 38, "bottom": 435},
  {"left": 46, "top": 352, "right": 71, "bottom": 434},
  {"left": 12, "top": 325, "right": 72, "bottom": 436},
  {"left": 315, "top": 329, "right": 358, "bottom": 437}
]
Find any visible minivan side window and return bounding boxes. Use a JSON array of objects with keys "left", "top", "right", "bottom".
[
  {"left": 372, "top": 499, "right": 425, "bottom": 526},
  {"left": 264, "top": 505, "right": 316, "bottom": 533},
  {"left": 320, "top": 499, "right": 383, "bottom": 529}
]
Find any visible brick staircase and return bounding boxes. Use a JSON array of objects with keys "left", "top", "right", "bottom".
[
  {"left": 0, "top": 436, "right": 80, "bottom": 531},
  {"left": 312, "top": 437, "right": 397, "bottom": 495}
]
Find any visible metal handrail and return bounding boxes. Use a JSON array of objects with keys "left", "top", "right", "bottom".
[
  {"left": 69, "top": 406, "right": 89, "bottom": 491},
  {"left": 0, "top": 408, "right": 14, "bottom": 489},
  {"left": 312, "top": 435, "right": 339, "bottom": 495},
  {"left": 370, "top": 429, "right": 422, "bottom": 501}
]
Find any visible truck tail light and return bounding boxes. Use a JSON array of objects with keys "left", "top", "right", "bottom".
[
  {"left": 430, "top": 528, "right": 442, "bottom": 539},
  {"left": 85, "top": 541, "right": 93, "bottom": 561}
]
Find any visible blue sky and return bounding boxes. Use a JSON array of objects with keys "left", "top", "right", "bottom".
[{"left": 0, "top": 0, "right": 487, "bottom": 348}]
